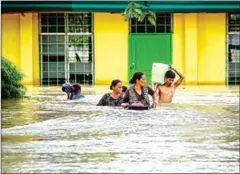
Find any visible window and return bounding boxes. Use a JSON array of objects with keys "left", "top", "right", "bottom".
[
  {"left": 39, "top": 13, "right": 93, "bottom": 86},
  {"left": 227, "top": 13, "right": 240, "bottom": 85},
  {"left": 130, "top": 13, "right": 172, "bottom": 33}
]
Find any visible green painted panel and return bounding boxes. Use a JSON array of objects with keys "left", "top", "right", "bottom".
[
  {"left": 129, "top": 34, "right": 172, "bottom": 84},
  {"left": 2, "top": 1, "right": 240, "bottom": 13}
]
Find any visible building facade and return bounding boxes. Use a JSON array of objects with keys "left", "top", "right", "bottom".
[{"left": 2, "top": 1, "right": 240, "bottom": 86}]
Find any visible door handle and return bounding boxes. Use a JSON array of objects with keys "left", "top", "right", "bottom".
[{"left": 130, "top": 62, "right": 135, "bottom": 69}]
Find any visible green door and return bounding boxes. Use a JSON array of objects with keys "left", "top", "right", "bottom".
[{"left": 129, "top": 34, "right": 172, "bottom": 84}]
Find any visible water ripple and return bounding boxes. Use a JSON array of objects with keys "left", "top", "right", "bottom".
[{"left": 2, "top": 86, "right": 239, "bottom": 173}]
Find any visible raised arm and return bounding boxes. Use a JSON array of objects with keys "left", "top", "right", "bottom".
[{"left": 170, "top": 65, "right": 185, "bottom": 87}]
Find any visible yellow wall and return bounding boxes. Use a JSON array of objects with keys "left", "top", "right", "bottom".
[
  {"left": 2, "top": 13, "right": 39, "bottom": 85},
  {"left": 2, "top": 12, "right": 226, "bottom": 86},
  {"left": 184, "top": 14, "right": 198, "bottom": 85},
  {"left": 197, "top": 13, "right": 226, "bottom": 85},
  {"left": 32, "top": 13, "right": 40, "bottom": 85},
  {"left": 94, "top": 13, "right": 128, "bottom": 85},
  {"left": 172, "top": 14, "right": 185, "bottom": 85},
  {"left": 173, "top": 13, "right": 226, "bottom": 85},
  {"left": 20, "top": 13, "right": 33, "bottom": 85},
  {"left": 2, "top": 14, "right": 20, "bottom": 67}
]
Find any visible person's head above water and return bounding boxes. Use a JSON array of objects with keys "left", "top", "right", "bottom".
[
  {"left": 110, "top": 79, "right": 123, "bottom": 93},
  {"left": 72, "top": 84, "right": 81, "bottom": 93},
  {"left": 129, "top": 72, "right": 146, "bottom": 87},
  {"left": 164, "top": 70, "right": 176, "bottom": 86},
  {"left": 62, "top": 83, "right": 72, "bottom": 93}
]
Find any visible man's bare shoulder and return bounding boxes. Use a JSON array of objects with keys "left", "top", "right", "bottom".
[
  {"left": 157, "top": 84, "right": 164, "bottom": 90},
  {"left": 158, "top": 85, "right": 170, "bottom": 92},
  {"left": 160, "top": 84, "right": 176, "bottom": 91}
]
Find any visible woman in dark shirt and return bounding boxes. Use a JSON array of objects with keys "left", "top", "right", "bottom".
[
  {"left": 122, "top": 72, "right": 157, "bottom": 108},
  {"left": 97, "top": 79, "right": 123, "bottom": 106}
]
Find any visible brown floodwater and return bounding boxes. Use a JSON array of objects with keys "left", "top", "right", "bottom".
[{"left": 1, "top": 85, "right": 239, "bottom": 173}]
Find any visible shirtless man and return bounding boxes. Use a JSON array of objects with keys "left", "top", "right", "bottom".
[{"left": 154, "top": 65, "right": 184, "bottom": 104}]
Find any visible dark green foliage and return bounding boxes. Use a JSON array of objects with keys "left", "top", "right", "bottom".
[
  {"left": 123, "top": 1, "right": 156, "bottom": 26},
  {"left": 1, "top": 57, "right": 26, "bottom": 99}
]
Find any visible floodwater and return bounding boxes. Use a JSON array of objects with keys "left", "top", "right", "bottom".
[{"left": 1, "top": 85, "right": 240, "bottom": 173}]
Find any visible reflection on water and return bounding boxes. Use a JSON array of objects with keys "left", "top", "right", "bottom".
[{"left": 1, "top": 85, "right": 240, "bottom": 173}]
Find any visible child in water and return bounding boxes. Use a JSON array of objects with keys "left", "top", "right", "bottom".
[
  {"left": 61, "top": 82, "right": 84, "bottom": 100},
  {"left": 154, "top": 65, "right": 184, "bottom": 104},
  {"left": 70, "top": 84, "right": 85, "bottom": 100}
]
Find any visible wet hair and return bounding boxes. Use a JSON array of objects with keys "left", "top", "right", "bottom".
[
  {"left": 122, "top": 86, "right": 128, "bottom": 92},
  {"left": 72, "top": 84, "right": 81, "bottom": 92},
  {"left": 62, "top": 86, "right": 71, "bottom": 93},
  {"left": 129, "top": 72, "right": 144, "bottom": 84},
  {"left": 165, "top": 70, "right": 176, "bottom": 79},
  {"left": 62, "top": 84, "right": 72, "bottom": 93},
  {"left": 110, "top": 79, "right": 122, "bottom": 90}
]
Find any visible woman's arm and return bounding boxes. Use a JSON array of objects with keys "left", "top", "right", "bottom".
[
  {"left": 148, "top": 86, "right": 157, "bottom": 108},
  {"left": 153, "top": 87, "right": 160, "bottom": 108}
]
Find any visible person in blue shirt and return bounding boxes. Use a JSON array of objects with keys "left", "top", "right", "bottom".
[
  {"left": 61, "top": 83, "right": 84, "bottom": 100},
  {"left": 70, "top": 84, "right": 85, "bottom": 100}
]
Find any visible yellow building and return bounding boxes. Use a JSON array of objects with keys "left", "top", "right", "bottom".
[{"left": 1, "top": 1, "right": 240, "bottom": 86}]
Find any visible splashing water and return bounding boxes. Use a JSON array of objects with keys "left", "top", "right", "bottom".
[{"left": 1, "top": 85, "right": 239, "bottom": 173}]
